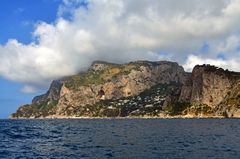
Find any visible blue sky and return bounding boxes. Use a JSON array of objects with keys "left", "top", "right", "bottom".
[
  {"left": 1, "top": 0, "right": 240, "bottom": 118},
  {"left": 0, "top": 77, "right": 40, "bottom": 118},
  {"left": 0, "top": 0, "right": 62, "bottom": 44},
  {"left": 0, "top": 0, "right": 62, "bottom": 118}
]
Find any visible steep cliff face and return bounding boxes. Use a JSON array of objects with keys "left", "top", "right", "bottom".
[
  {"left": 215, "top": 81, "right": 240, "bottom": 117},
  {"left": 177, "top": 65, "right": 240, "bottom": 117},
  {"left": 192, "top": 65, "right": 238, "bottom": 107},
  {"left": 12, "top": 62, "right": 240, "bottom": 118},
  {"left": 180, "top": 65, "right": 240, "bottom": 108},
  {"left": 32, "top": 80, "right": 63, "bottom": 105}
]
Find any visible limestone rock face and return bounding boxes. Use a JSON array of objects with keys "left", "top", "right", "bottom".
[
  {"left": 90, "top": 61, "right": 119, "bottom": 72},
  {"left": 194, "top": 66, "right": 239, "bottom": 108},
  {"left": 179, "top": 65, "right": 240, "bottom": 108},
  {"left": 56, "top": 86, "right": 97, "bottom": 116},
  {"left": 53, "top": 61, "right": 187, "bottom": 116},
  {"left": 99, "top": 61, "right": 186, "bottom": 99},
  {"left": 215, "top": 81, "right": 240, "bottom": 117},
  {"left": 32, "top": 80, "right": 62, "bottom": 105},
  {"left": 178, "top": 73, "right": 192, "bottom": 102}
]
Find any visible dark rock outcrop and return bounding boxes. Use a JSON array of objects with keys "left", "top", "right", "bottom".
[{"left": 32, "top": 80, "right": 62, "bottom": 105}]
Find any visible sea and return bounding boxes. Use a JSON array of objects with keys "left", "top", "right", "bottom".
[{"left": 0, "top": 119, "right": 240, "bottom": 159}]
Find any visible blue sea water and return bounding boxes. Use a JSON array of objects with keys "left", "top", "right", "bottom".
[{"left": 0, "top": 119, "right": 240, "bottom": 159}]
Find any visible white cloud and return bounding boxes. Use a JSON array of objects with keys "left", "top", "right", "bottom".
[
  {"left": 217, "top": 35, "right": 240, "bottom": 54},
  {"left": 183, "top": 55, "right": 240, "bottom": 72},
  {"left": 1, "top": 0, "right": 240, "bottom": 92},
  {"left": 21, "top": 85, "right": 38, "bottom": 93}
]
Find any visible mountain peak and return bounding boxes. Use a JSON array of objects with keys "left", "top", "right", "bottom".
[{"left": 90, "top": 61, "right": 120, "bottom": 72}]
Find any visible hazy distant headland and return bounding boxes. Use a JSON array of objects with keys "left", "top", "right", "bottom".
[{"left": 11, "top": 60, "right": 240, "bottom": 119}]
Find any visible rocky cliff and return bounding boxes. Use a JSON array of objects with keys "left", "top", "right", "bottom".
[
  {"left": 11, "top": 61, "right": 240, "bottom": 118},
  {"left": 179, "top": 65, "right": 240, "bottom": 117}
]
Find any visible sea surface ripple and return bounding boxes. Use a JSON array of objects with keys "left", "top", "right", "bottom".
[{"left": 0, "top": 119, "right": 240, "bottom": 159}]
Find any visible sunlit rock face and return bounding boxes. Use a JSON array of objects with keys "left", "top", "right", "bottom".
[{"left": 180, "top": 65, "right": 240, "bottom": 108}]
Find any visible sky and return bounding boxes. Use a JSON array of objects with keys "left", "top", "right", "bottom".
[
  {"left": 0, "top": 0, "right": 62, "bottom": 118},
  {"left": 1, "top": 0, "right": 240, "bottom": 118}
]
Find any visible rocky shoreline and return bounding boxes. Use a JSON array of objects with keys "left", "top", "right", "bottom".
[{"left": 11, "top": 115, "right": 227, "bottom": 119}]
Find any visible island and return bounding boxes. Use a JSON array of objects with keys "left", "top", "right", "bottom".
[{"left": 11, "top": 60, "right": 240, "bottom": 118}]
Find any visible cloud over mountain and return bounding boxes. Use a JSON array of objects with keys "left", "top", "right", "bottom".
[{"left": 1, "top": 0, "right": 240, "bottom": 92}]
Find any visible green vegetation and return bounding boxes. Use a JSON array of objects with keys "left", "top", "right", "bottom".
[
  {"left": 65, "top": 70, "right": 106, "bottom": 88},
  {"left": 140, "top": 82, "right": 181, "bottom": 98},
  {"left": 64, "top": 63, "right": 142, "bottom": 89},
  {"left": 166, "top": 102, "right": 191, "bottom": 116},
  {"left": 61, "top": 83, "right": 182, "bottom": 117},
  {"left": 12, "top": 81, "right": 186, "bottom": 118},
  {"left": 165, "top": 102, "right": 214, "bottom": 116},
  {"left": 222, "top": 82, "right": 240, "bottom": 107},
  {"left": 60, "top": 100, "right": 121, "bottom": 117},
  {"left": 226, "top": 97, "right": 240, "bottom": 106},
  {"left": 188, "top": 104, "right": 213, "bottom": 116},
  {"left": 12, "top": 100, "right": 58, "bottom": 118}
]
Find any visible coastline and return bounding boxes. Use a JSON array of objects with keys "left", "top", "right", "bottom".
[{"left": 10, "top": 114, "right": 231, "bottom": 119}]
